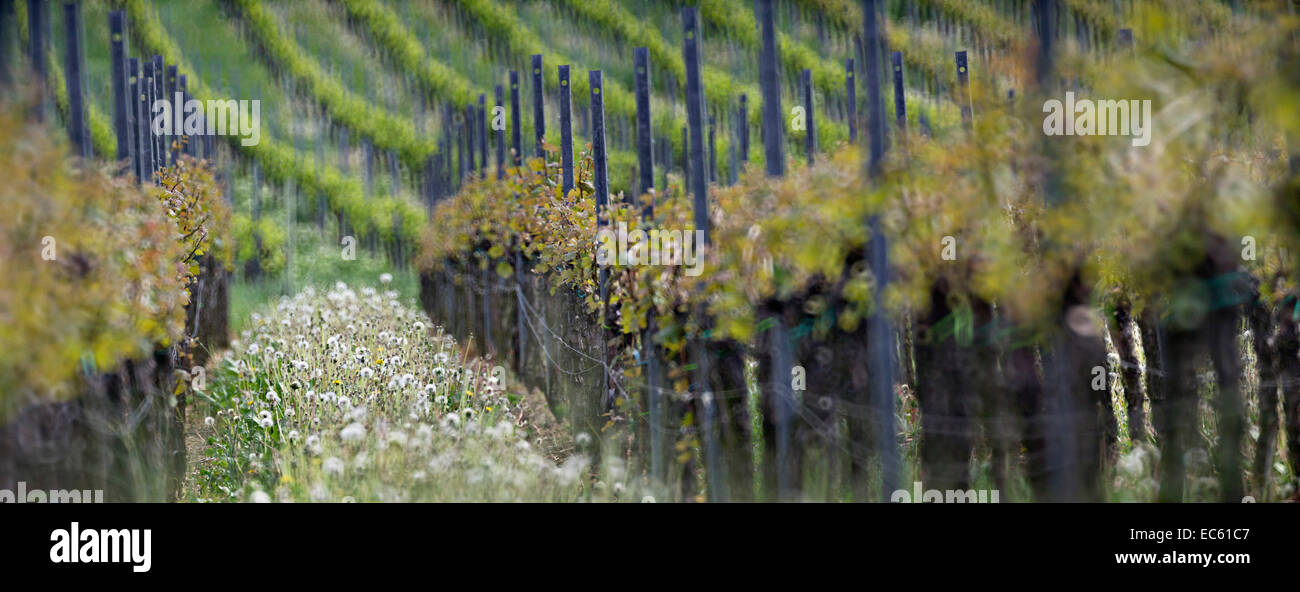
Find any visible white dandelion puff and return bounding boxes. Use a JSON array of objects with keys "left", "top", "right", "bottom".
[
  {"left": 323, "top": 457, "right": 345, "bottom": 476},
  {"left": 340, "top": 422, "right": 365, "bottom": 442}
]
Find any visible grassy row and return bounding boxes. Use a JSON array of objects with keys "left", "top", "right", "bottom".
[
  {"left": 233, "top": 0, "right": 436, "bottom": 166},
  {"left": 335, "top": 0, "right": 479, "bottom": 109},
  {"left": 120, "top": 0, "right": 427, "bottom": 244},
  {"left": 191, "top": 281, "right": 643, "bottom": 502},
  {"left": 553, "top": 0, "right": 764, "bottom": 120},
  {"left": 338, "top": 0, "right": 661, "bottom": 194}
]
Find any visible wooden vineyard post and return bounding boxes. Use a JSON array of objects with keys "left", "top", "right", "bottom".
[
  {"left": 140, "top": 59, "right": 155, "bottom": 183},
  {"left": 179, "top": 74, "right": 191, "bottom": 157},
  {"left": 738, "top": 93, "right": 749, "bottom": 164},
  {"left": 27, "top": 0, "right": 47, "bottom": 121},
  {"left": 559, "top": 66, "right": 574, "bottom": 196},
  {"left": 590, "top": 69, "right": 611, "bottom": 427},
  {"left": 846, "top": 59, "right": 857, "bottom": 143},
  {"left": 708, "top": 115, "right": 717, "bottom": 184},
  {"left": 756, "top": 0, "right": 784, "bottom": 177},
  {"left": 109, "top": 11, "right": 132, "bottom": 168},
  {"left": 957, "top": 50, "right": 971, "bottom": 128},
  {"left": 634, "top": 47, "right": 653, "bottom": 205},
  {"left": 681, "top": 125, "right": 689, "bottom": 189},
  {"left": 495, "top": 84, "right": 505, "bottom": 180},
  {"left": 892, "top": 51, "right": 906, "bottom": 132},
  {"left": 63, "top": 2, "right": 88, "bottom": 159},
  {"left": 509, "top": 70, "right": 521, "bottom": 169},
  {"left": 455, "top": 113, "right": 465, "bottom": 183},
  {"left": 728, "top": 141, "right": 737, "bottom": 185},
  {"left": 247, "top": 163, "right": 263, "bottom": 280},
  {"left": 422, "top": 155, "right": 435, "bottom": 212},
  {"left": 478, "top": 93, "right": 487, "bottom": 178},
  {"left": 863, "top": 0, "right": 899, "bottom": 501},
  {"left": 128, "top": 58, "right": 142, "bottom": 182},
  {"left": 591, "top": 71, "right": 610, "bottom": 234},
  {"left": 802, "top": 68, "right": 815, "bottom": 164},
  {"left": 633, "top": 45, "right": 666, "bottom": 485},
  {"left": 166, "top": 64, "right": 177, "bottom": 164},
  {"left": 532, "top": 54, "right": 545, "bottom": 160},
  {"left": 752, "top": 0, "right": 796, "bottom": 501},
  {"left": 151, "top": 56, "right": 163, "bottom": 170},
  {"left": 683, "top": 5, "right": 730, "bottom": 502},
  {"left": 684, "top": 5, "right": 709, "bottom": 231},
  {"left": 465, "top": 104, "right": 475, "bottom": 176}
]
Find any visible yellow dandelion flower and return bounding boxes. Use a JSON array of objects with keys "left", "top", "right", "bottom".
[{"left": 486, "top": 406, "right": 493, "bottom": 412}]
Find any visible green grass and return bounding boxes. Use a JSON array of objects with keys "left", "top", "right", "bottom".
[{"left": 230, "top": 220, "right": 419, "bottom": 336}]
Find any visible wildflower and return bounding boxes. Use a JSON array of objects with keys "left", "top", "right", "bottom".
[
  {"left": 340, "top": 422, "right": 365, "bottom": 442},
  {"left": 285, "top": 407, "right": 296, "bottom": 418},
  {"left": 575, "top": 432, "right": 593, "bottom": 447},
  {"left": 249, "top": 490, "right": 272, "bottom": 503},
  {"left": 641, "top": 496, "right": 656, "bottom": 503},
  {"left": 287, "top": 430, "right": 300, "bottom": 442},
  {"left": 204, "top": 416, "right": 215, "bottom": 427},
  {"left": 259, "top": 417, "right": 274, "bottom": 428},
  {"left": 323, "top": 457, "right": 345, "bottom": 476},
  {"left": 360, "top": 367, "right": 374, "bottom": 379},
  {"left": 380, "top": 273, "right": 393, "bottom": 284}
]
